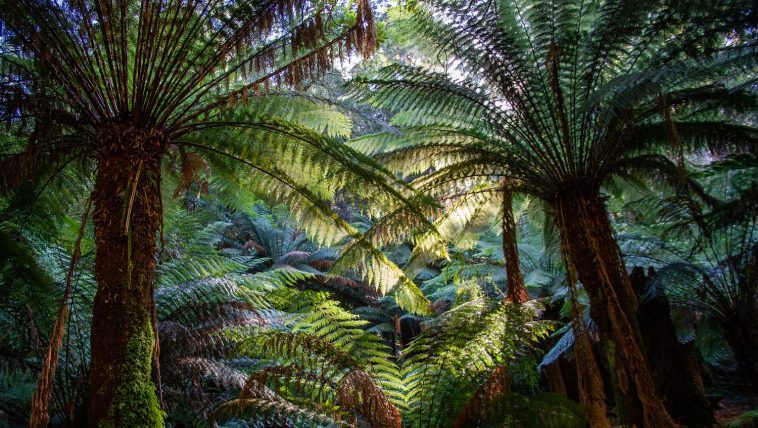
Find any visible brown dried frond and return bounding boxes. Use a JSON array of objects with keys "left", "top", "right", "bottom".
[
  {"left": 336, "top": 370, "right": 401, "bottom": 428},
  {"left": 242, "top": 239, "right": 267, "bottom": 255},
  {"left": 353, "top": 0, "right": 376, "bottom": 59},
  {"left": 211, "top": 0, "right": 377, "bottom": 111},
  {"left": 158, "top": 320, "right": 198, "bottom": 354},
  {"left": 308, "top": 259, "right": 333, "bottom": 271},
  {"left": 174, "top": 151, "right": 210, "bottom": 197},
  {"left": 452, "top": 365, "right": 512, "bottom": 428},
  {"left": 431, "top": 299, "right": 449, "bottom": 313},
  {"left": 29, "top": 199, "right": 91, "bottom": 428},
  {"left": 318, "top": 275, "right": 382, "bottom": 304},
  {"left": 0, "top": 147, "right": 43, "bottom": 194}
]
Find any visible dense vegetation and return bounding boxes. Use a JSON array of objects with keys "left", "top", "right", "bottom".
[{"left": 0, "top": 0, "right": 755, "bottom": 426}]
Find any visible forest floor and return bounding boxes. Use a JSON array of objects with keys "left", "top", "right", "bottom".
[
  {"left": 712, "top": 370, "right": 758, "bottom": 427},
  {"left": 716, "top": 395, "right": 758, "bottom": 424}
]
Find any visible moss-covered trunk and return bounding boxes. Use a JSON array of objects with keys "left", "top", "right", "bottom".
[
  {"left": 501, "top": 182, "right": 528, "bottom": 303},
  {"left": 87, "top": 124, "right": 165, "bottom": 427},
  {"left": 553, "top": 189, "right": 673, "bottom": 428}
]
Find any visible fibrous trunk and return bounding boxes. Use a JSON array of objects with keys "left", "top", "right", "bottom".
[
  {"left": 553, "top": 189, "right": 673, "bottom": 427},
  {"left": 543, "top": 361, "right": 567, "bottom": 396},
  {"left": 501, "top": 182, "right": 528, "bottom": 303},
  {"left": 87, "top": 124, "right": 165, "bottom": 427},
  {"left": 632, "top": 267, "right": 714, "bottom": 427},
  {"left": 558, "top": 228, "right": 609, "bottom": 428},
  {"left": 724, "top": 312, "right": 758, "bottom": 392},
  {"left": 724, "top": 245, "right": 758, "bottom": 391},
  {"left": 570, "top": 299, "right": 610, "bottom": 428}
]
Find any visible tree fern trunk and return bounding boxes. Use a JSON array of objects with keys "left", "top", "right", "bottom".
[
  {"left": 543, "top": 361, "right": 567, "bottom": 396},
  {"left": 557, "top": 225, "right": 610, "bottom": 428},
  {"left": 553, "top": 190, "right": 674, "bottom": 428},
  {"left": 723, "top": 313, "right": 758, "bottom": 392},
  {"left": 570, "top": 298, "right": 610, "bottom": 428},
  {"left": 725, "top": 245, "right": 758, "bottom": 392},
  {"left": 87, "top": 124, "right": 165, "bottom": 427},
  {"left": 632, "top": 267, "right": 714, "bottom": 427},
  {"left": 501, "top": 181, "right": 528, "bottom": 303}
]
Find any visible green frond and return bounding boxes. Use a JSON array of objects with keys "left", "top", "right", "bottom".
[
  {"left": 158, "top": 256, "right": 252, "bottom": 288},
  {"left": 250, "top": 93, "right": 353, "bottom": 138},
  {"left": 214, "top": 397, "right": 351, "bottom": 428},
  {"left": 331, "top": 240, "right": 432, "bottom": 315},
  {"left": 405, "top": 187, "right": 500, "bottom": 277},
  {"left": 224, "top": 295, "right": 404, "bottom": 427},
  {"left": 349, "top": 0, "right": 756, "bottom": 204},
  {"left": 627, "top": 121, "right": 757, "bottom": 155},
  {"left": 349, "top": 65, "right": 497, "bottom": 131},
  {"left": 178, "top": 108, "right": 442, "bottom": 313},
  {"left": 402, "top": 299, "right": 551, "bottom": 428},
  {"left": 0, "top": 365, "right": 36, "bottom": 425}
]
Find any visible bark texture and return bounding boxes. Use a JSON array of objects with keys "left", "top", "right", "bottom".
[
  {"left": 723, "top": 313, "right": 758, "bottom": 392},
  {"left": 724, "top": 244, "right": 758, "bottom": 391},
  {"left": 501, "top": 182, "right": 528, "bottom": 303},
  {"left": 558, "top": 229, "right": 610, "bottom": 428},
  {"left": 632, "top": 267, "right": 714, "bottom": 427},
  {"left": 543, "top": 362, "right": 567, "bottom": 396},
  {"left": 553, "top": 188, "right": 674, "bottom": 428},
  {"left": 570, "top": 292, "right": 609, "bottom": 428},
  {"left": 87, "top": 124, "right": 165, "bottom": 427}
]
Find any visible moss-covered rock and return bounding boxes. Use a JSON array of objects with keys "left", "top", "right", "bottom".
[{"left": 725, "top": 410, "right": 758, "bottom": 428}]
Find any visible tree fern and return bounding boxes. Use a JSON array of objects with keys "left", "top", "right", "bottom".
[
  {"left": 0, "top": 0, "right": 447, "bottom": 421},
  {"left": 348, "top": 1, "right": 755, "bottom": 423}
]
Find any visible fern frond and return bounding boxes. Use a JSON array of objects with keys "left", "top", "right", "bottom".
[{"left": 403, "top": 299, "right": 550, "bottom": 428}]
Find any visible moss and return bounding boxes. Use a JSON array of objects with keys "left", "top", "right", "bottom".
[
  {"left": 99, "top": 316, "right": 164, "bottom": 428},
  {"left": 725, "top": 410, "right": 758, "bottom": 428}
]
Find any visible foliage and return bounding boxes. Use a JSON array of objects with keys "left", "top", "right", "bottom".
[
  {"left": 348, "top": 0, "right": 756, "bottom": 206},
  {"left": 0, "top": 366, "right": 36, "bottom": 427},
  {"left": 403, "top": 296, "right": 551, "bottom": 428},
  {"left": 724, "top": 410, "right": 758, "bottom": 428},
  {"left": 0, "top": 0, "right": 756, "bottom": 426}
]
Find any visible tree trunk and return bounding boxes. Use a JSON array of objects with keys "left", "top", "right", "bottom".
[
  {"left": 724, "top": 245, "right": 758, "bottom": 391},
  {"left": 543, "top": 362, "right": 567, "bottom": 396},
  {"left": 557, "top": 228, "right": 610, "bottom": 428},
  {"left": 570, "top": 290, "right": 610, "bottom": 428},
  {"left": 553, "top": 189, "right": 674, "bottom": 428},
  {"left": 632, "top": 267, "right": 714, "bottom": 427},
  {"left": 723, "top": 313, "right": 758, "bottom": 392},
  {"left": 87, "top": 124, "right": 165, "bottom": 427},
  {"left": 501, "top": 181, "right": 528, "bottom": 303}
]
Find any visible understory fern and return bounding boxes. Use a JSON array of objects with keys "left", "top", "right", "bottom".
[
  {"left": 218, "top": 292, "right": 403, "bottom": 428},
  {"left": 0, "top": 365, "right": 36, "bottom": 427},
  {"left": 402, "top": 297, "right": 552, "bottom": 428}
]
